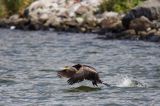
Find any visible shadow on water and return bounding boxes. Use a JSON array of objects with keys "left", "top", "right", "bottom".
[
  {"left": 64, "top": 85, "right": 101, "bottom": 92},
  {"left": 38, "top": 69, "right": 58, "bottom": 72},
  {"left": 0, "top": 78, "right": 16, "bottom": 86}
]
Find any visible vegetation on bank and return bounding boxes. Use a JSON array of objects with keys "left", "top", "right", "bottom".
[
  {"left": 0, "top": 0, "right": 34, "bottom": 18},
  {"left": 99, "top": 0, "right": 146, "bottom": 13},
  {"left": 0, "top": 0, "right": 146, "bottom": 18},
  {"left": 0, "top": 0, "right": 6, "bottom": 18}
]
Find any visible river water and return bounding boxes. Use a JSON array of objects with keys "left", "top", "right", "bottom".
[{"left": 0, "top": 29, "right": 160, "bottom": 106}]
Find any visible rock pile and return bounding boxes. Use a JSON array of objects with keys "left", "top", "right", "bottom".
[
  {"left": 121, "top": 0, "right": 160, "bottom": 42},
  {"left": 1, "top": 0, "right": 160, "bottom": 42},
  {"left": 22, "top": 0, "right": 104, "bottom": 31},
  {"left": 0, "top": 0, "right": 123, "bottom": 32}
]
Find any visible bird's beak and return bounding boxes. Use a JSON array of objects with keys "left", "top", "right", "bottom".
[{"left": 63, "top": 66, "right": 70, "bottom": 70}]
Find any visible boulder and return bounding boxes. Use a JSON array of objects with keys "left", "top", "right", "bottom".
[
  {"left": 155, "top": 30, "right": 160, "bottom": 36},
  {"left": 63, "top": 18, "right": 78, "bottom": 26},
  {"left": 100, "top": 12, "right": 123, "bottom": 31},
  {"left": 0, "top": 19, "right": 10, "bottom": 28},
  {"left": 67, "top": 3, "right": 81, "bottom": 17},
  {"left": 76, "top": 5, "right": 90, "bottom": 15},
  {"left": 7, "top": 14, "right": 29, "bottom": 29},
  {"left": 122, "top": 0, "right": 160, "bottom": 28},
  {"left": 101, "top": 17, "right": 122, "bottom": 30},
  {"left": 44, "top": 15, "right": 61, "bottom": 27},
  {"left": 9, "top": 14, "right": 20, "bottom": 22},
  {"left": 76, "top": 17, "right": 84, "bottom": 25},
  {"left": 129, "top": 16, "right": 154, "bottom": 33},
  {"left": 82, "top": 14, "right": 98, "bottom": 31},
  {"left": 102, "top": 12, "right": 119, "bottom": 18},
  {"left": 122, "top": 29, "right": 136, "bottom": 36},
  {"left": 39, "top": 13, "right": 49, "bottom": 22}
]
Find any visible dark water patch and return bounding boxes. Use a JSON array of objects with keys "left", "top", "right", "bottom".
[
  {"left": 0, "top": 78, "right": 16, "bottom": 85},
  {"left": 38, "top": 69, "right": 58, "bottom": 72},
  {"left": 85, "top": 51, "right": 99, "bottom": 54},
  {"left": 64, "top": 86, "right": 101, "bottom": 92},
  {"left": 104, "top": 103, "right": 122, "bottom": 106}
]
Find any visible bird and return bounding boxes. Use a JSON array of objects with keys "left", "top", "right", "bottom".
[{"left": 57, "top": 64, "right": 110, "bottom": 87}]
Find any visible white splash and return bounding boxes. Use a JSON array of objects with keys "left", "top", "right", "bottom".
[
  {"left": 10, "top": 26, "right": 16, "bottom": 30},
  {"left": 117, "top": 76, "right": 144, "bottom": 87}
]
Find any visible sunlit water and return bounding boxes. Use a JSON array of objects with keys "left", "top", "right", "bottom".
[{"left": 0, "top": 29, "right": 160, "bottom": 106}]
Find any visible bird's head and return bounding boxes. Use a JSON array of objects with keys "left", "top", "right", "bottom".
[
  {"left": 63, "top": 65, "right": 78, "bottom": 72},
  {"left": 58, "top": 66, "right": 76, "bottom": 78}
]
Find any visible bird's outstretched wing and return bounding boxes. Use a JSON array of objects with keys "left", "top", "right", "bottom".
[{"left": 67, "top": 65, "right": 98, "bottom": 85}]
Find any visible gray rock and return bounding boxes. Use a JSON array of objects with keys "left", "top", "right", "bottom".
[
  {"left": 123, "top": 29, "right": 136, "bottom": 35},
  {"left": 122, "top": 0, "right": 160, "bottom": 28},
  {"left": 76, "top": 17, "right": 84, "bottom": 25},
  {"left": 9, "top": 14, "right": 20, "bottom": 22},
  {"left": 76, "top": 5, "right": 89, "bottom": 15},
  {"left": 129, "top": 16, "right": 154, "bottom": 33},
  {"left": 155, "top": 30, "right": 160, "bottom": 36},
  {"left": 20, "top": 0, "right": 104, "bottom": 31},
  {"left": 100, "top": 17, "right": 122, "bottom": 30},
  {"left": 63, "top": 18, "right": 78, "bottom": 26},
  {"left": 39, "top": 13, "right": 49, "bottom": 22},
  {"left": 44, "top": 15, "right": 61, "bottom": 27},
  {"left": 147, "top": 29, "right": 157, "bottom": 34}
]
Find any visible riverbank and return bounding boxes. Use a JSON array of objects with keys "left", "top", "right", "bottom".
[{"left": 0, "top": 0, "right": 160, "bottom": 42}]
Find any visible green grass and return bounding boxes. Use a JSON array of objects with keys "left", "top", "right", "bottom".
[
  {"left": 3, "top": 0, "right": 22, "bottom": 15},
  {"left": 0, "top": 0, "right": 34, "bottom": 17},
  {"left": 99, "top": 0, "right": 146, "bottom": 13},
  {"left": 0, "top": 0, "right": 6, "bottom": 18},
  {"left": 0, "top": 7, "right": 3, "bottom": 17}
]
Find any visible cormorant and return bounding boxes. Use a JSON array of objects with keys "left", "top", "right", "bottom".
[{"left": 57, "top": 64, "right": 110, "bottom": 87}]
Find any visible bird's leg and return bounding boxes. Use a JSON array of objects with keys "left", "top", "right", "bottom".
[
  {"left": 102, "top": 82, "right": 111, "bottom": 87},
  {"left": 92, "top": 81, "right": 98, "bottom": 87},
  {"left": 92, "top": 81, "right": 96, "bottom": 86}
]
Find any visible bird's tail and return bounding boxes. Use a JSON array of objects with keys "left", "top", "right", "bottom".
[{"left": 102, "top": 82, "right": 111, "bottom": 87}]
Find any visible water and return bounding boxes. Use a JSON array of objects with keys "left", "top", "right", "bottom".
[{"left": 0, "top": 29, "right": 160, "bottom": 106}]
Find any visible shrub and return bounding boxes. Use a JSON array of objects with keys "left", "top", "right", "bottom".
[
  {"left": 1, "top": 0, "right": 34, "bottom": 16},
  {"left": 99, "top": 0, "right": 146, "bottom": 13},
  {"left": 0, "top": 0, "right": 7, "bottom": 18}
]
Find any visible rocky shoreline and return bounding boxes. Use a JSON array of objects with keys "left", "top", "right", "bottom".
[{"left": 1, "top": 0, "right": 160, "bottom": 42}]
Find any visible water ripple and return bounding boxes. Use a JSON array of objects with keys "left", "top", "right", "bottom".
[{"left": 0, "top": 29, "right": 160, "bottom": 106}]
